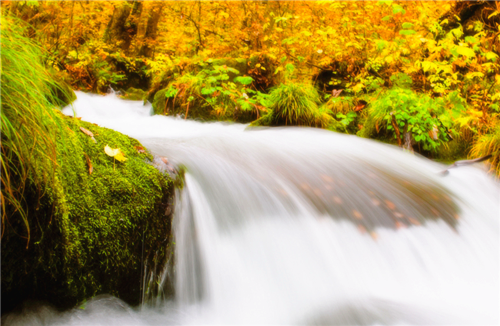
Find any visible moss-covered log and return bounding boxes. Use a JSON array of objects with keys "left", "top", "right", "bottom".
[{"left": 2, "top": 114, "right": 175, "bottom": 313}]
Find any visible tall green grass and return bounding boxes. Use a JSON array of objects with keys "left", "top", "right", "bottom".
[
  {"left": 253, "top": 82, "right": 333, "bottom": 128},
  {"left": 471, "top": 126, "right": 500, "bottom": 177},
  {"left": 1, "top": 16, "right": 69, "bottom": 245}
]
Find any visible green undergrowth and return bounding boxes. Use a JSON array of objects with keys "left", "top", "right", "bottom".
[
  {"left": 2, "top": 113, "right": 174, "bottom": 312},
  {"left": 151, "top": 62, "right": 266, "bottom": 123}
]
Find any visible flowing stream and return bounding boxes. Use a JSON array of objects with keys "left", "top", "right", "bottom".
[{"left": 7, "top": 92, "right": 499, "bottom": 325}]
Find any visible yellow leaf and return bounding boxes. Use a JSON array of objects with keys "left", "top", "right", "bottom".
[
  {"left": 115, "top": 152, "right": 127, "bottom": 162},
  {"left": 104, "top": 145, "right": 126, "bottom": 162},
  {"left": 104, "top": 145, "right": 120, "bottom": 157}
]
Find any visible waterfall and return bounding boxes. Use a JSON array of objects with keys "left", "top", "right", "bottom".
[{"left": 8, "top": 92, "right": 498, "bottom": 325}]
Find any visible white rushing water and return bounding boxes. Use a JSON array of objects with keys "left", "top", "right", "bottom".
[{"left": 7, "top": 91, "right": 499, "bottom": 325}]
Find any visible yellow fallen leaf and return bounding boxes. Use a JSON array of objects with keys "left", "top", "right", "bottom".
[
  {"left": 104, "top": 145, "right": 126, "bottom": 162},
  {"left": 104, "top": 145, "right": 120, "bottom": 157},
  {"left": 114, "top": 151, "right": 127, "bottom": 162}
]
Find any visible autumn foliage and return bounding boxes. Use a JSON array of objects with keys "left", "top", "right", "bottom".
[{"left": 3, "top": 0, "right": 500, "bottom": 172}]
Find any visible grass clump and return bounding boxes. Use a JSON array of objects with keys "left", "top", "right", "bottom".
[
  {"left": 251, "top": 82, "right": 334, "bottom": 128},
  {"left": 1, "top": 15, "right": 71, "bottom": 243},
  {"left": 470, "top": 125, "right": 500, "bottom": 177}
]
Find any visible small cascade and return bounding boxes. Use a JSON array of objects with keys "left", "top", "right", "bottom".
[{"left": 6, "top": 91, "right": 496, "bottom": 326}]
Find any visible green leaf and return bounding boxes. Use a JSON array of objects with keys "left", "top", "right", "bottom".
[
  {"left": 399, "top": 29, "right": 416, "bottom": 36},
  {"left": 464, "top": 36, "right": 477, "bottom": 43},
  {"left": 201, "top": 87, "right": 216, "bottom": 95},
  {"left": 392, "top": 5, "right": 406, "bottom": 15},
  {"left": 227, "top": 67, "right": 240, "bottom": 74},
  {"left": 234, "top": 76, "right": 254, "bottom": 85},
  {"left": 401, "top": 22, "right": 413, "bottom": 29}
]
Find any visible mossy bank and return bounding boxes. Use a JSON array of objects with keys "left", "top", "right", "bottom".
[{"left": 2, "top": 113, "right": 175, "bottom": 313}]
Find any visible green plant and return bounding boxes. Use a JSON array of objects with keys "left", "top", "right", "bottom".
[
  {"left": 152, "top": 64, "right": 267, "bottom": 121},
  {"left": 369, "top": 88, "right": 452, "bottom": 151},
  {"left": 251, "top": 82, "right": 334, "bottom": 128},
  {"left": 470, "top": 124, "right": 500, "bottom": 177},
  {"left": 1, "top": 15, "right": 71, "bottom": 243}
]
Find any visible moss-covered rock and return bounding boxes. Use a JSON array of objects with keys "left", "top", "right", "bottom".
[
  {"left": 119, "top": 87, "right": 147, "bottom": 101},
  {"left": 2, "top": 113, "right": 175, "bottom": 313}
]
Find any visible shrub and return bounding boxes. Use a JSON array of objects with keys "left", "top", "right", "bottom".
[{"left": 367, "top": 88, "right": 453, "bottom": 151}]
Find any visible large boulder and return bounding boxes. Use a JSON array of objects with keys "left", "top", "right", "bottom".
[{"left": 2, "top": 114, "right": 175, "bottom": 313}]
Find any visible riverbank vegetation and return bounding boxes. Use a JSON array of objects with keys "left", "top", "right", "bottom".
[
  {"left": 4, "top": 1, "right": 499, "bottom": 172},
  {"left": 4, "top": 0, "right": 498, "bottom": 173}
]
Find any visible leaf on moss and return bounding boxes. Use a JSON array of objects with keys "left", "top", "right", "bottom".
[
  {"left": 134, "top": 146, "right": 146, "bottom": 154},
  {"left": 84, "top": 153, "right": 93, "bottom": 174},
  {"left": 114, "top": 152, "right": 127, "bottom": 162},
  {"left": 80, "top": 127, "right": 96, "bottom": 143},
  {"left": 104, "top": 145, "right": 127, "bottom": 162}
]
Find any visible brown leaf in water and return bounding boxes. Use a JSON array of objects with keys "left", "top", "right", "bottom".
[
  {"left": 80, "top": 127, "right": 97, "bottom": 143},
  {"left": 408, "top": 217, "right": 421, "bottom": 226},
  {"left": 352, "top": 210, "right": 363, "bottom": 219},
  {"left": 333, "top": 196, "right": 343, "bottom": 204},
  {"left": 385, "top": 200, "right": 396, "bottom": 210},
  {"left": 161, "top": 157, "right": 169, "bottom": 164},
  {"left": 320, "top": 174, "right": 334, "bottom": 183},
  {"left": 393, "top": 212, "right": 404, "bottom": 219},
  {"left": 357, "top": 224, "right": 367, "bottom": 233},
  {"left": 370, "top": 231, "right": 378, "bottom": 240}
]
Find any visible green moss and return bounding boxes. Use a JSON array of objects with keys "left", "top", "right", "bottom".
[
  {"left": 119, "top": 87, "right": 147, "bottom": 101},
  {"left": 356, "top": 114, "right": 378, "bottom": 139},
  {"left": 2, "top": 112, "right": 174, "bottom": 312}
]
